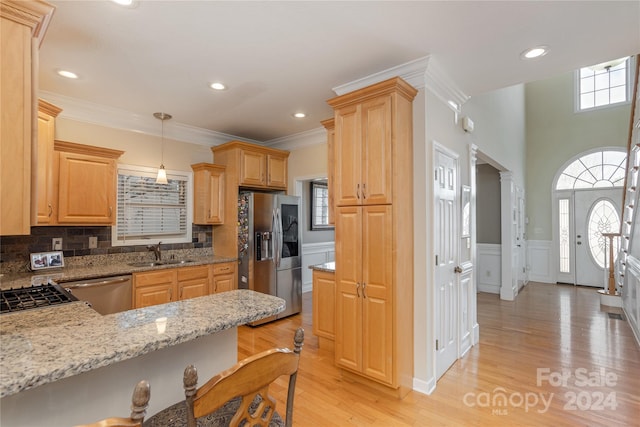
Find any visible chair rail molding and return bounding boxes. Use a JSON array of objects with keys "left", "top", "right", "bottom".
[{"left": 477, "top": 244, "right": 502, "bottom": 294}]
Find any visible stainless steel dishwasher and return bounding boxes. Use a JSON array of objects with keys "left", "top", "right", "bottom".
[{"left": 63, "top": 275, "right": 132, "bottom": 315}]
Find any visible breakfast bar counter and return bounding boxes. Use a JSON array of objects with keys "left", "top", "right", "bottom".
[{"left": 0, "top": 290, "right": 285, "bottom": 426}]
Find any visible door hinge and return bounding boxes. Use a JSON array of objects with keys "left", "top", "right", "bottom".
[
  {"left": 435, "top": 170, "right": 438, "bottom": 180},
  {"left": 435, "top": 255, "right": 438, "bottom": 265},
  {"left": 436, "top": 339, "right": 439, "bottom": 351}
]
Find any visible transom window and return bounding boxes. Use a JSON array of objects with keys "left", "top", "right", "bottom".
[
  {"left": 112, "top": 164, "right": 192, "bottom": 246},
  {"left": 555, "top": 150, "right": 626, "bottom": 190},
  {"left": 577, "top": 57, "right": 631, "bottom": 111}
]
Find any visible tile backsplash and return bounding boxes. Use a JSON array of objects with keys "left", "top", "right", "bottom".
[{"left": 0, "top": 225, "right": 213, "bottom": 273}]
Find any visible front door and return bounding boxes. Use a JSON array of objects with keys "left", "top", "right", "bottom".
[
  {"left": 574, "top": 189, "right": 622, "bottom": 287},
  {"left": 434, "top": 146, "right": 459, "bottom": 379}
]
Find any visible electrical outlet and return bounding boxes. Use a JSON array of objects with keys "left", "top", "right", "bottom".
[
  {"left": 52, "top": 238, "right": 63, "bottom": 250},
  {"left": 198, "top": 232, "right": 206, "bottom": 243},
  {"left": 88, "top": 236, "right": 98, "bottom": 249}
]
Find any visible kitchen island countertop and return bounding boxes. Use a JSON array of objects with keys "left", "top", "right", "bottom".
[{"left": 0, "top": 289, "right": 284, "bottom": 398}]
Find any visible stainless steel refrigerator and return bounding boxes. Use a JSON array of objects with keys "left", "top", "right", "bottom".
[{"left": 238, "top": 191, "right": 302, "bottom": 325}]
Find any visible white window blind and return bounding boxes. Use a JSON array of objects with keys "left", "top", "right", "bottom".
[{"left": 112, "top": 165, "right": 192, "bottom": 246}]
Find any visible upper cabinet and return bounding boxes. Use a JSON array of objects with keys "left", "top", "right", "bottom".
[
  {"left": 329, "top": 90, "right": 396, "bottom": 206},
  {"left": 0, "top": 0, "right": 55, "bottom": 235},
  {"left": 213, "top": 141, "right": 289, "bottom": 191},
  {"left": 54, "top": 141, "right": 123, "bottom": 225},
  {"left": 34, "top": 99, "right": 62, "bottom": 225},
  {"left": 192, "top": 163, "right": 225, "bottom": 225}
]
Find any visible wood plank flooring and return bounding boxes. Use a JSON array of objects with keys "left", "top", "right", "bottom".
[{"left": 237, "top": 282, "right": 640, "bottom": 426}]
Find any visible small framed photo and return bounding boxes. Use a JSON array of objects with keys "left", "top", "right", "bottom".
[{"left": 30, "top": 251, "right": 65, "bottom": 271}]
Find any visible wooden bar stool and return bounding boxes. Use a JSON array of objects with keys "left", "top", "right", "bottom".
[
  {"left": 75, "top": 380, "right": 150, "bottom": 427},
  {"left": 145, "top": 327, "right": 304, "bottom": 427}
]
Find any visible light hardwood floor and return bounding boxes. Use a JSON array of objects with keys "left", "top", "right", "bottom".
[{"left": 237, "top": 282, "right": 640, "bottom": 426}]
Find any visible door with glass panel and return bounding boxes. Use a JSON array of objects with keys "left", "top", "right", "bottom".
[{"left": 574, "top": 189, "right": 622, "bottom": 287}]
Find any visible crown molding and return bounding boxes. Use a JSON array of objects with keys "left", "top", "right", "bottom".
[
  {"left": 423, "top": 57, "right": 470, "bottom": 111},
  {"left": 265, "top": 126, "right": 328, "bottom": 151},
  {"left": 38, "top": 91, "right": 262, "bottom": 147},
  {"left": 332, "top": 55, "right": 469, "bottom": 113},
  {"left": 332, "top": 56, "right": 430, "bottom": 95}
]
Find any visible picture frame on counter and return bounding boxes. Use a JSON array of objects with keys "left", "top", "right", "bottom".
[{"left": 30, "top": 251, "right": 65, "bottom": 271}]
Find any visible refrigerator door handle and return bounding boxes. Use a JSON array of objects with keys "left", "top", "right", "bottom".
[
  {"left": 275, "top": 207, "right": 282, "bottom": 268},
  {"left": 271, "top": 208, "right": 277, "bottom": 267}
]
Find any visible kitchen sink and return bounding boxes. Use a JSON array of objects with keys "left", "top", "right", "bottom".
[
  {"left": 127, "top": 261, "right": 165, "bottom": 267},
  {"left": 127, "top": 259, "right": 195, "bottom": 267}
]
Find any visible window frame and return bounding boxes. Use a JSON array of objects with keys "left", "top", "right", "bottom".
[
  {"left": 310, "top": 180, "right": 333, "bottom": 231},
  {"left": 574, "top": 56, "right": 633, "bottom": 113},
  {"left": 112, "top": 164, "right": 193, "bottom": 246}
]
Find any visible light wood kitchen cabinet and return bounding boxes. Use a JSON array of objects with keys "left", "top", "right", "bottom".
[
  {"left": 211, "top": 140, "right": 290, "bottom": 258},
  {"left": 33, "top": 100, "right": 62, "bottom": 225},
  {"left": 134, "top": 269, "right": 177, "bottom": 309},
  {"left": 212, "top": 140, "right": 289, "bottom": 191},
  {"left": 332, "top": 94, "right": 393, "bottom": 206},
  {"left": 327, "top": 77, "right": 416, "bottom": 397},
  {"left": 321, "top": 118, "right": 335, "bottom": 224},
  {"left": 192, "top": 163, "right": 225, "bottom": 225},
  {"left": 177, "top": 265, "right": 210, "bottom": 300},
  {"left": 211, "top": 262, "right": 236, "bottom": 293},
  {"left": 335, "top": 205, "right": 393, "bottom": 383},
  {"left": 54, "top": 141, "right": 123, "bottom": 225},
  {"left": 0, "top": 1, "right": 55, "bottom": 235},
  {"left": 312, "top": 268, "right": 336, "bottom": 347}
]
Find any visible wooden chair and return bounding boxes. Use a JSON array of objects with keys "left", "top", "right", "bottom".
[
  {"left": 144, "top": 327, "right": 304, "bottom": 427},
  {"left": 75, "top": 380, "right": 150, "bottom": 427}
]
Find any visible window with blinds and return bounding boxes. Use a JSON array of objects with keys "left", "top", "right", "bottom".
[{"left": 112, "top": 165, "right": 192, "bottom": 246}]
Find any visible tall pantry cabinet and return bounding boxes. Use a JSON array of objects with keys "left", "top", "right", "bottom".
[
  {"left": 0, "top": 0, "right": 55, "bottom": 235},
  {"left": 327, "top": 77, "right": 417, "bottom": 397}
]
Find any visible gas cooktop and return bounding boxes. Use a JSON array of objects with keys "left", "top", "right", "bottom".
[{"left": 0, "top": 283, "right": 78, "bottom": 314}]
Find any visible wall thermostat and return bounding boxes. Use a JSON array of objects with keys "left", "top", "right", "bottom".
[{"left": 462, "top": 116, "right": 474, "bottom": 133}]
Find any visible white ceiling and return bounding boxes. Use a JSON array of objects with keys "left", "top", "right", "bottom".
[{"left": 39, "top": 1, "right": 640, "bottom": 144}]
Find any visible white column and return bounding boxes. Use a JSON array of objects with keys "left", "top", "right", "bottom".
[{"left": 500, "top": 171, "right": 516, "bottom": 300}]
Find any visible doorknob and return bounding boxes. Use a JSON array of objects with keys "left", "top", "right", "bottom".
[{"left": 454, "top": 266, "right": 463, "bottom": 273}]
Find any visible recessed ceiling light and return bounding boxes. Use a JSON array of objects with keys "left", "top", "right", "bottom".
[
  {"left": 293, "top": 112, "right": 306, "bottom": 119},
  {"left": 521, "top": 46, "right": 549, "bottom": 60},
  {"left": 210, "top": 82, "right": 226, "bottom": 91},
  {"left": 111, "top": 0, "right": 137, "bottom": 6},
  {"left": 57, "top": 70, "right": 78, "bottom": 79}
]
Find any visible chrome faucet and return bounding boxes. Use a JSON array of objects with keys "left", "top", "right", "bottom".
[{"left": 147, "top": 241, "right": 162, "bottom": 261}]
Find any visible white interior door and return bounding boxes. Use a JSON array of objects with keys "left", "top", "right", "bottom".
[
  {"left": 574, "top": 189, "right": 622, "bottom": 287},
  {"left": 434, "top": 147, "right": 459, "bottom": 379}
]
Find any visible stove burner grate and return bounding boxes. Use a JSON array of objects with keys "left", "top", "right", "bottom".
[{"left": 1, "top": 284, "right": 77, "bottom": 314}]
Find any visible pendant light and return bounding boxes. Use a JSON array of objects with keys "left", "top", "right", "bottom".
[{"left": 154, "top": 112, "right": 172, "bottom": 184}]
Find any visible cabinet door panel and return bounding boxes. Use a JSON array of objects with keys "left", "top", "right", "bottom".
[
  {"left": 135, "top": 284, "right": 173, "bottom": 308},
  {"left": 179, "top": 280, "right": 208, "bottom": 300},
  {"left": 35, "top": 111, "right": 56, "bottom": 224},
  {"left": 334, "top": 105, "right": 361, "bottom": 206},
  {"left": 362, "top": 205, "right": 393, "bottom": 383},
  {"left": 240, "top": 150, "right": 266, "bottom": 187},
  {"left": 208, "top": 170, "right": 224, "bottom": 223},
  {"left": 213, "top": 274, "right": 235, "bottom": 293},
  {"left": 335, "top": 206, "right": 362, "bottom": 370},
  {"left": 312, "top": 270, "right": 335, "bottom": 340},
  {"left": 57, "top": 152, "right": 115, "bottom": 224},
  {"left": 267, "top": 154, "right": 287, "bottom": 188},
  {"left": 362, "top": 95, "right": 393, "bottom": 205}
]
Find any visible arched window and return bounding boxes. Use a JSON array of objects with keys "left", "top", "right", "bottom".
[{"left": 555, "top": 150, "right": 626, "bottom": 190}]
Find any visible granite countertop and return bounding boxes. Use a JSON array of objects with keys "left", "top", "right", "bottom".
[
  {"left": 0, "top": 255, "right": 237, "bottom": 290},
  {"left": 309, "top": 261, "right": 335, "bottom": 273},
  {"left": 0, "top": 289, "right": 284, "bottom": 398}
]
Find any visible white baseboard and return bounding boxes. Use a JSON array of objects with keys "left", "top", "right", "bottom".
[{"left": 413, "top": 376, "right": 436, "bottom": 396}]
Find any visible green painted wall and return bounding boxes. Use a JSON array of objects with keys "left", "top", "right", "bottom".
[{"left": 525, "top": 72, "right": 631, "bottom": 241}]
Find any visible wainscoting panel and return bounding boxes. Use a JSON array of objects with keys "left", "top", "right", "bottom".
[
  {"left": 527, "top": 240, "right": 553, "bottom": 284},
  {"left": 623, "top": 256, "right": 640, "bottom": 346},
  {"left": 477, "top": 244, "right": 501, "bottom": 294},
  {"left": 302, "top": 242, "right": 335, "bottom": 293}
]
